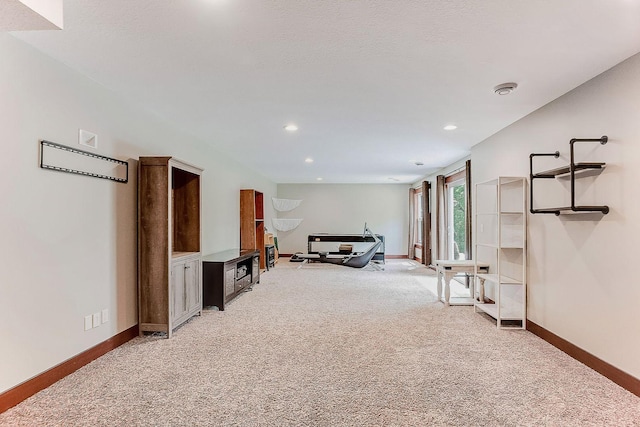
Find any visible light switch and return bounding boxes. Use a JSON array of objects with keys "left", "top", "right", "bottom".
[{"left": 92, "top": 312, "right": 101, "bottom": 328}]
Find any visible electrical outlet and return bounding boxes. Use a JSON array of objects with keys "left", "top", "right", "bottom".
[
  {"left": 92, "top": 312, "right": 101, "bottom": 328},
  {"left": 84, "top": 315, "right": 93, "bottom": 331},
  {"left": 101, "top": 308, "right": 109, "bottom": 323}
]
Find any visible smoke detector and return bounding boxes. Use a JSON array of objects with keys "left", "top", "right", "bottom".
[{"left": 494, "top": 82, "right": 518, "bottom": 95}]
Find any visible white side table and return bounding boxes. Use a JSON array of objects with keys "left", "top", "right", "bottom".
[{"left": 435, "top": 260, "right": 489, "bottom": 305}]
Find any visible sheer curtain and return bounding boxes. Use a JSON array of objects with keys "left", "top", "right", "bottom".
[
  {"left": 435, "top": 175, "right": 446, "bottom": 261},
  {"left": 465, "top": 159, "right": 472, "bottom": 260},
  {"left": 421, "top": 180, "right": 431, "bottom": 266}
]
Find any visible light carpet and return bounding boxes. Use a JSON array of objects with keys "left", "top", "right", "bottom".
[{"left": 2, "top": 259, "right": 639, "bottom": 426}]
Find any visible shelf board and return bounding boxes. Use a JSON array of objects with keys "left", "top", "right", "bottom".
[
  {"left": 476, "top": 212, "right": 524, "bottom": 217},
  {"left": 476, "top": 273, "right": 523, "bottom": 285},
  {"left": 475, "top": 302, "right": 498, "bottom": 318},
  {"left": 477, "top": 177, "right": 525, "bottom": 186},
  {"left": 172, "top": 251, "right": 200, "bottom": 260},
  {"left": 475, "top": 243, "right": 524, "bottom": 249},
  {"left": 475, "top": 302, "right": 524, "bottom": 320},
  {"left": 533, "top": 162, "right": 605, "bottom": 178},
  {"left": 476, "top": 243, "right": 498, "bottom": 248},
  {"left": 531, "top": 206, "right": 609, "bottom": 215},
  {"left": 476, "top": 210, "right": 525, "bottom": 218}
]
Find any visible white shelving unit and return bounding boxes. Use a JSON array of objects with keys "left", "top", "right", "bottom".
[{"left": 474, "top": 177, "right": 527, "bottom": 329}]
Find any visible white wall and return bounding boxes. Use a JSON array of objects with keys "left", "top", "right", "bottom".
[
  {"left": 0, "top": 34, "right": 276, "bottom": 394},
  {"left": 471, "top": 53, "right": 640, "bottom": 379},
  {"left": 276, "top": 184, "right": 410, "bottom": 256}
]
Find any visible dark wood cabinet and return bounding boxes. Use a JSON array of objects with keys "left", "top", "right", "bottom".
[
  {"left": 138, "top": 156, "right": 202, "bottom": 338},
  {"left": 202, "top": 249, "right": 260, "bottom": 311},
  {"left": 240, "top": 189, "right": 265, "bottom": 269}
]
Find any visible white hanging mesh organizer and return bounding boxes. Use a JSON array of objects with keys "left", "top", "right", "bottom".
[
  {"left": 272, "top": 198, "right": 302, "bottom": 212},
  {"left": 272, "top": 218, "right": 303, "bottom": 232}
]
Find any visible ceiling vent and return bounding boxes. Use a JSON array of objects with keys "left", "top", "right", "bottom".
[{"left": 494, "top": 82, "right": 518, "bottom": 95}]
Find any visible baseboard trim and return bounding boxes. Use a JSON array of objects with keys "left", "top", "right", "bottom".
[
  {"left": 526, "top": 320, "right": 640, "bottom": 397},
  {"left": 0, "top": 324, "right": 139, "bottom": 414}
]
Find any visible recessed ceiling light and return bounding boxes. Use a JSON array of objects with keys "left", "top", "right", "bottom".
[
  {"left": 316, "top": 177, "right": 323, "bottom": 181},
  {"left": 494, "top": 82, "right": 518, "bottom": 95},
  {"left": 388, "top": 177, "right": 400, "bottom": 182},
  {"left": 284, "top": 124, "right": 298, "bottom": 132},
  {"left": 305, "top": 157, "right": 314, "bottom": 163},
  {"left": 443, "top": 125, "right": 457, "bottom": 131}
]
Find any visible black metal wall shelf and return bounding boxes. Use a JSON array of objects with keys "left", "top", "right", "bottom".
[
  {"left": 533, "top": 162, "right": 605, "bottom": 178},
  {"left": 529, "top": 136, "right": 608, "bottom": 216}
]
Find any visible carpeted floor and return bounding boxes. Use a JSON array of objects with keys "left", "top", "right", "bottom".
[{"left": 2, "top": 259, "right": 639, "bottom": 426}]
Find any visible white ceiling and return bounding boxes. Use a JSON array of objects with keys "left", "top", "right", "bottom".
[
  {"left": 0, "top": 0, "right": 63, "bottom": 31},
  {"left": 9, "top": 0, "right": 640, "bottom": 183}
]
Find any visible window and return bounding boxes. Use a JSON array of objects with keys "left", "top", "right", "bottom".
[
  {"left": 445, "top": 170, "right": 467, "bottom": 260},
  {"left": 447, "top": 181, "right": 466, "bottom": 259}
]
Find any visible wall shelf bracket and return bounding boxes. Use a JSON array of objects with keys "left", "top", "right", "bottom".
[
  {"left": 39, "top": 140, "right": 128, "bottom": 183},
  {"left": 529, "top": 136, "right": 608, "bottom": 215}
]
